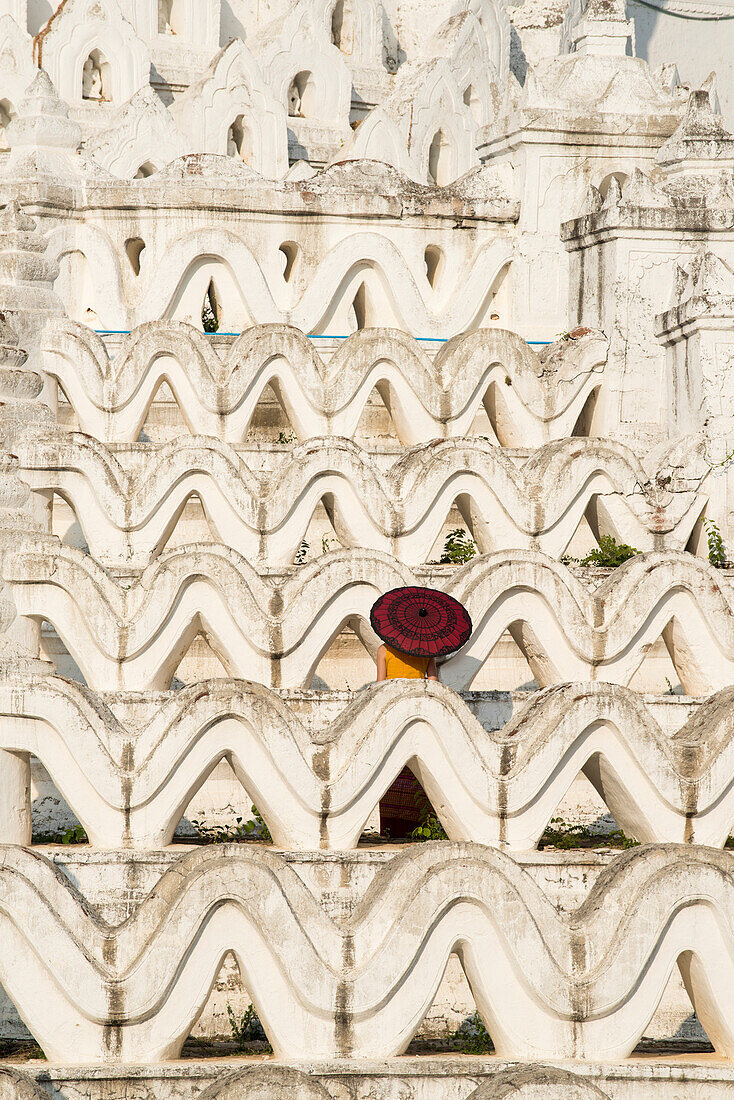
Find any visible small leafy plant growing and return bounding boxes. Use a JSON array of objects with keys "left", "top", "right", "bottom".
[
  {"left": 575, "top": 535, "right": 639, "bottom": 569},
  {"left": 410, "top": 815, "right": 447, "bottom": 842},
  {"left": 246, "top": 805, "right": 272, "bottom": 842},
  {"left": 539, "top": 816, "right": 638, "bottom": 850},
  {"left": 294, "top": 539, "right": 309, "bottom": 564},
  {"left": 202, "top": 300, "right": 219, "bottom": 333},
  {"left": 227, "top": 1003, "right": 271, "bottom": 1051},
  {"left": 438, "top": 528, "right": 477, "bottom": 565},
  {"left": 191, "top": 806, "right": 272, "bottom": 844},
  {"left": 450, "top": 1011, "right": 494, "bottom": 1054},
  {"left": 276, "top": 431, "right": 296, "bottom": 444},
  {"left": 704, "top": 518, "right": 727, "bottom": 568},
  {"left": 34, "top": 825, "right": 88, "bottom": 845}
]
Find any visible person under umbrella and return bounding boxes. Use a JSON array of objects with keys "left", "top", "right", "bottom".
[
  {"left": 376, "top": 642, "right": 439, "bottom": 684},
  {"left": 370, "top": 586, "right": 472, "bottom": 838}
]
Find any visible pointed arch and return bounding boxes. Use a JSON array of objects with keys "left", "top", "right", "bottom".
[
  {"left": 227, "top": 114, "right": 254, "bottom": 163},
  {"left": 158, "top": 0, "right": 185, "bottom": 35},
  {"left": 331, "top": 0, "right": 355, "bottom": 53},
  {"left": 82, "top": 47, "right": 112, "bottom": 102},
  {"left": 288, "top": 70, "right": 318, "bottom": 118},
  {"left": 427, "top": 129, "right": 454, "bottom": 186}
]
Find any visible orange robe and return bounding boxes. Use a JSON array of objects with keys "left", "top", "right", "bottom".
[{"left": 379, "top": 645, "right": 435, "bottom": 837}]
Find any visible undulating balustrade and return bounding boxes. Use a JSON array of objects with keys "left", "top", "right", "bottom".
[
  {"left": 1, "top": 0, "right": 731, "bottom": 1088},
  {"left": 41, "top": 321, "right": 607, "bottom": 443},
  {"left": 17, "top": 433, "right": 704, "bottom": 567},
  {"left": 0, "top": 842, "right": 733, "bottom": 1063},
  {"left": 7, "top": 542, "right": 731, "bottom": 692},
  {"left": 2, "top": 317, "right": 730, "bottom": 1077},
  {"left": 2, "top": 676, "right": 734, "bottom": 850}
]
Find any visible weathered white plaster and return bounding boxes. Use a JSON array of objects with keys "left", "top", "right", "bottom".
[
  {"left": 170, "top": 40, "right": 288, "bottom": 177},
  {"left": 0, "top": 842, "right": 729, "bottom": 1062},
  {"left": 0, "top": 14, "right": 35, "bottom": 147},
  {"left": 82, "top": 84, "right": 189, "bottom": 178},
  {"left": 33, "top": 0, "right": 151, "bottom": 108},
  {"left": 14, "top": 433, "right": 706, "bottom": 566},
  {"left": 0, "top": 0, "right": 730, "bottom": 1091},
  {"left": 2, "top": 676, "right": 734, "bottom": 849},
  {"left": 39, "top": 324, "right": 597, "bottom": 443}
]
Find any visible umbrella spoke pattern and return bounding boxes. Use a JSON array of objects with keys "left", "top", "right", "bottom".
[{"left": 370, "top": 586, "right": 472, "bottom": 658}]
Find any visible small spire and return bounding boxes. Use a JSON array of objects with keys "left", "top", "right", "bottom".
[
  {"left": 657, "top": 87, "right": 734, "bottom": 173},
  {"left": 584, "top": 183, "right": 604, "bottom": 213},
  {"left": 602, "top": 174, "right": 623, "bottom": 207},
  {"left": 7, "top": 68, "right": 82, "bottom": 177}
]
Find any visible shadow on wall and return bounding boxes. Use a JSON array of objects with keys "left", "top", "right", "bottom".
[
  {"left": 628, "top": 0, "right": 734, "bottom": 123},
  {"left": 27, "top": 0, "right": 54, "bottom": 35},
  {"left": 219, "top": 0, "right": 247, "bottom": 47}
]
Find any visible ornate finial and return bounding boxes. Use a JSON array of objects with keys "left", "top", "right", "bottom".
[
  {"left": 583, "top": 183, "right": 604, "bottom": 213},
  {"left": 656, "top": 87, "right": 734, "bottom": 173},
  {"left": 7, "top": 68, "right": 82, "bottom": 176},
  {"left": 602, "top": 174, "right": 623, "bottom": 208}
]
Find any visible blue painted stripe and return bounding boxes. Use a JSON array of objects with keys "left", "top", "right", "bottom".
[{"left": 95, "top": 329, "right": 553, "bottom": 345}]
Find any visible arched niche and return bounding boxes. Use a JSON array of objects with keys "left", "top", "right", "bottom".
[
  {"left": 134, "top": 160, "right": 158, "bottom": 178},
  {"left": 28, "top": 1, "right": 55, "bottom": 35},
  {"left": 227, "top": 114, "right": 254, "bottom": 163},
  {"left": 82, "top": 47, "right": 112, "bottom": 102},
  {"left": 169, "top": 38, "right": 288, "bottom": 178},
  {"left": 287, "top": 71, "right": 317, "bottom": 118},
  {"left": 279, "top": 242, "right": 299, "bottom": 283},
  {"left": 202, "top": 278, "right": 220, "bottom": 333},
  {"left": 599, "top": 171, "right": 629, "bottom": 199},
  {"left": 165, "top": 255, "right": 251, "bottom": 333},
  {"left": 424, "top": 245, "right": 444, "bottom": 289},
  {"left": 157, "top": 0, "right": 184, "bottom": 35},
  {"left": 427, "top": 129, "right": 454, "bottom": 186},
  {"left": 125, "top": 237, "right": 146, "bottom": 276}
]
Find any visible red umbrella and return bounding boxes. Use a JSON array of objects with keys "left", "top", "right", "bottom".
[{"left": 370, "top": 586, "right": 472, "bottom": 658}]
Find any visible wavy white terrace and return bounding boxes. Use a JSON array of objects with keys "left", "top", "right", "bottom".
[
  {"left": 16, "top": 432, "right": 706, "bottom": 568},
  {"left": 0, "top": 842, "right": 729, "bottom": 1062},
  {"left": 41, "top": 323, "right": 605, "bottom": 444},
  {"left": 0, "top": 0, "right": 732, "bottom": 1092},
  {"left": 0, "top": 848, "right": 711, "bottom": 1057},
  {"left": 7, "top": 543, "right": 734, "bottom": 693},
  {"left": 2, "top": 675, "right": 733, "bottom": 850}
]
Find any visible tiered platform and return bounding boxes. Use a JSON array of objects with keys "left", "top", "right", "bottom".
[{"left": 1, "top": 1, "right": 733, "bottom": 1097}]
